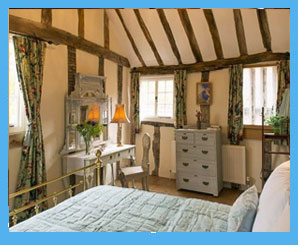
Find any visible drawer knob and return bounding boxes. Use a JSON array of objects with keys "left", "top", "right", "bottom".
[
  {"left": 182, "top": 149, "right": 188, "bottom": 153},
  {"left": 202, "top": 165, "right": 209, "bottom": 169},
  {"left": 182, "top": 136, "right": 188, "bottom": 140},
  {"left": 203, "top": 181, "right": 209, "bottom": 186},
  {"left": 183, "top": 178, "right": 189, "bottom": 183},
  {"left": 202, "top": 136, "right": 208, "bottom": 141},
  {"left": 182, "top": 162, "right": 189, "bottom": 167},
  {"left": 202, "top": 150, "right": 208, "bottom": 154}
]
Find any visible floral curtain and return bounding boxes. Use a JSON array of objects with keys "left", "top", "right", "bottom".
[
  {"left": 174, "top": 70, "right": 187, "bottom": 128},
  {"left": 13, "top": 36, "right": 47, "bottom": 223},
  {"left": 130, "top": 72, "right": 141, "bottom": 144},
  {"left": 228, "top": 64, "right": 243, "bottom": 145},
  {"left": 277, "top": 60, "right": 290, "bottom": 114}
]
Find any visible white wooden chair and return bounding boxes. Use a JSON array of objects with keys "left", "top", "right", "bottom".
[{"left": 119, "top": 133, "right": 151, "bottom": 191}]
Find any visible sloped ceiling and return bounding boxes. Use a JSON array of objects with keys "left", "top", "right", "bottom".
[{"left": 107, "top": 8, "right": 290, "bottom": 68}]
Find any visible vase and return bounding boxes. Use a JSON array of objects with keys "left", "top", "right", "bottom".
[{"left": 84, "top": 139, "right": 91, "bottom": 155}]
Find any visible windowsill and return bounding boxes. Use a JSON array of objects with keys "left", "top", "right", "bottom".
[
  {"left": 9, "top": 131, "right": 25, "bottom": 148},
  {"left": 141, "top": 118, "right": 175, "bottom": 124},
  {"left": 243, "top": 125, "right": 273, "bottom": 140}
]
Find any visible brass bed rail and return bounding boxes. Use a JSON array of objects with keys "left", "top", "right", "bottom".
[{"left": 9, "top": 149, "right": 103, "bottom": 226}]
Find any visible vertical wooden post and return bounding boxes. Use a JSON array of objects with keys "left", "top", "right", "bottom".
[
  {"left": 41, "top": 9, "right": 52, "bottom": 26},
  {"left": 67, "top": 46, "right": 76, "bottom": 95},
  {"left": 152, "top": 126, "right": 161, "bottom": 176},
  {"left": 104, "top": 9, "right": 109, "bottom": 49},
  {"left": 78, "top": 9, "right": 85, "bottom": 38}
]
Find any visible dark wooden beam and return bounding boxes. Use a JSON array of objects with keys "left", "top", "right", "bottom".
[
  {"left": 157, "top": 9, "right": 182, "bottom": 64},
  {"left": 41, "top": 9, "right": 52, "bottom": 26},
  {"left": 77, "top": 9, "right": 84, "bottom": 38},
  {"left": 67, "top": 46, "right": 76, "bottom": 95},
  {"left": 9, "top": 15, "right": 130, "bottom": 67},
  {"left": 115, "top": 9, "right": 146, "bottom": 67},
  {"left": 177, "top": 9, "right": 203, "bottom": 62},
  {"left": 233, "top": 9, "right": 248, "bottom": 56},
  {"left": 200, "top": 71, "right": 210, "bottom": 125},
  {"left": 98, "top": 55, "right": 105, "bottom": 92},
  {"left": 104, "top": 9, "right": 109, "bottom": 49},
  {"left": 257, "top": 9, "right": 272, "bottom": 52},
  {"left": 133, "top": 52, "right": 289, "bottom": 75},
  {"left": 117, "top": 65, "right": 123, "bottom": 104},
  {"left": 134, "top": 9, "right": 164, "bottom": 66},
  {"left": 203, "top": 9, "right": 224, "bottom": 59}
]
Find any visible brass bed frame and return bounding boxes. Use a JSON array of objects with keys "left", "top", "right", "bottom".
[{"left": 9, "top": 149, "right": 103, "bottom": 227}]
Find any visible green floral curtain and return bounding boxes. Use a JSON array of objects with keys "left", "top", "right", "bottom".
[
  {"left": 130, "top": 72, "right": 141, "bottom": 144},
  {"left": 13, "top": 36, "right": 47, "bottom": 223},
  {"left": 277, "top": 60, "right": 290, "bottom": 113},
  {"left": 174, "top": 70, "right": 187, "bottom": 128},
  {"left": 228, "top": 64, "right": 243, "bottom": 145}
]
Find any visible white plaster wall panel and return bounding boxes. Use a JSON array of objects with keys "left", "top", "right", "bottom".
[
  {"left": 121, "top": 9, "right": 158, "bottom": 66},
  {"left": 267, "top": 9, "right": 290, "bottom": 52},
  {"left": 186, "top": 72, "right": 201, "bottom": 125},
  {"left": 84, "top": 9, "right": 103, "bottom": 46},
  {"left": 212, "top": 9, "right": 240, "bottom": 58},
  {"left": 163, "top": 9, "right": 196, "bottom": 64},
  {"left": 188, "top": 9, "right": 217, "bottom": 61},
  {"left": 41, "top": 44, "right": 68, "bottom": 203},
  {"left": 139, "top": 9, "right": 177, "bottom": 65},
  {"left": 76, "top": 49, "right": 98, "bottom": 75},
  {"left": 52, "top": 9, "right": 78, "bottom": 36},
  {"left": 9, "top": 9, "right": 41, "bottom": 22},
  {"left": 108, "top": 10, "right": 141, "bottom": 67},
  {"left": 241, "top": 9, "right": 266, "bottom": 54}
]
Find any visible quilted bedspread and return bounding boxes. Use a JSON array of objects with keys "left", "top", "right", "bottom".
[{"left": 10, "top": 185, "right": 231, "bottom": 232}]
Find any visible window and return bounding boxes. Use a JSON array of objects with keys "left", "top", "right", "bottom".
[
  {"left": 9, "top": 35, "right": 26, "bottom": 134},
  {"left": 140, "top": 76, "right": 174, "bottom": 121},
  {"left": 243, "top": 66, "right": 277, "bottom": 126}
]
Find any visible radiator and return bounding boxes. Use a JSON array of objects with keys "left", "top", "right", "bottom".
[{"left": 222, "top": 145, "right": 246, "bottom": 185}]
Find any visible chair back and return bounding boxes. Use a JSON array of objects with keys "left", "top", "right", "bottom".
[{"left": 141, "top": 133, "right": 151, "bottom": 171}]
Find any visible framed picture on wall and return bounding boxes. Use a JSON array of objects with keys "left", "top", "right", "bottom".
[{"left": 196, "top": 82, "right": 212, "bottom": 105}]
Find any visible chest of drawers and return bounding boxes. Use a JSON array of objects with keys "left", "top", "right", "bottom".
[{"left": 175, "top": 129, "right": 223, "bottom": 197}]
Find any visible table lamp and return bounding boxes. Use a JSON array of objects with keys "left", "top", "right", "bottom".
[{"left": 110, "top": 104, "right": 130, "bottom": 146}]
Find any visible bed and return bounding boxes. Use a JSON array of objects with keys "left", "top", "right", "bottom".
[{"left": 9, "top": 160, "right": 290, "bottom": 232}]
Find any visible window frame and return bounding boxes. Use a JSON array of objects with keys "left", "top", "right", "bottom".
[
  {"left": 9, "top": 34, "right": 27, "bottom": 135},
  {"left": 242, "top": 64, "right": 278, "bottom": 139},
  {"left": 140, "top": 75, "right": 175, "bottom": 123}
]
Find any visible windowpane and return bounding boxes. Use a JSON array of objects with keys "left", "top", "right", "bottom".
[
  {"left": 243, "top": 66, "right": 278, "bottom": 126},
  {"left": 140, "top": 80, "right": 156, "bottom": 119}
]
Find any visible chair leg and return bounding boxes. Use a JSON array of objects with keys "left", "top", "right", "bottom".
[
  {"left": 146, "top": 175, "right": 150, "bottom": 191},
  {"left": 141, "top": 177, "right": 146, "bottom": 190},
  {"left": 132, "top": 179, "right": 136, "bottom": 189}
]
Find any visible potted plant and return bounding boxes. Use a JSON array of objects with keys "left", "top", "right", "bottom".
[
  {"left": 266, "top": 115, "right": 286, "bottom": 135},
  {"left": 76, "top": 121, "right": 104, "bottom": 155}
]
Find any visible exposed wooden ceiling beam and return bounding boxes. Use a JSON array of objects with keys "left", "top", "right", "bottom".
[
  {"left": 157, "top": 9, "right": 182, "bottom": 64},
  {"left": 257, "top": 9, "right": 272, "bottom": 52},
  {"left": 134, "top": 9, "right": 164, "bottom": 66},
  {"left": 133, "top": 52, "right": 289, "bottom": 75},
  {"left": 78, "top": 9, "right": 84, "bottom": 38},
  {"left": 41, "top": 9, "right": 52, "bottom": 26},
  {"left": 203, "top": 9, "right": 224, "bottom": 59},
  {"left": 233, "top": 9, "right": 248, "bottom": 56},
  {"left": 115, "top": 9, "right": 146, "bottom": 67},
  {"left": 104, "top": 9, "right": 109, "bottom": 49},
  {"left": 9, "top": 15, "right": 130, "bottom": 67},
  {"left": 177, "top": 9, "right": 203, "bottom": 62}
]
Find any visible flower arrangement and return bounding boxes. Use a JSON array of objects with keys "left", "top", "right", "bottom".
[{"left": 76, "top": 121, "right": 104, "bottom": 154}]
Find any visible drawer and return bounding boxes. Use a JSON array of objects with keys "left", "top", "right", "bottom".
[
  {"left": 176, "top": 159, "right": 217, "bottom": 177},
  {"left": 197, "top": 146, "right": 216, "bottom": 161},
  {"left": 176, "top": 132, "right": 194, "bottom": 144},
  {"left": 176, "top": 144, "right": 197, "bottom": 156},
  {"left": 195, "top": 131, "right": 216, "bottom": 146},
  {"left": 176, "top": 172, "right": 217, "bottom": 194}
]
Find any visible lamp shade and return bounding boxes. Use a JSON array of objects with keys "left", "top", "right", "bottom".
[
  {"left": 110, "top": 104, "right": 130, "bottom": 124},
  {"left": 87, "top": 105, "right": 100, "bottom": 122}
]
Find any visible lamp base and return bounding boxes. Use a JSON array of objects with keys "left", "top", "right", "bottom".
[{"left": 117, "top": 123, "right": 122, "bottom": 147}]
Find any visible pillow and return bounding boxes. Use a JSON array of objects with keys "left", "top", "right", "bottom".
[
  {"left": 227, "top": 185, "right": 258, "bottom": 232},
  {"left": 252, "top": 160, "right": 290, "bottom": 232},
  {"left": 269, "top": 201, "right": 290, "bottom": 232}
]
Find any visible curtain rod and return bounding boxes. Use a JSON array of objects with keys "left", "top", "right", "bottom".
[{"left": 9, "top": 31, "right": 56, "bottom": 45}]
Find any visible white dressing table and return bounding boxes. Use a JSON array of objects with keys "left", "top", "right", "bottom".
[{"left": 62, "top": 144, "right": 136, "bottom": 189}]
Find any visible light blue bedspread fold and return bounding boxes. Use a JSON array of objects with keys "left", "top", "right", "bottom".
[{"left": 10, "top": 185, "right": 231, "bottom": 232}]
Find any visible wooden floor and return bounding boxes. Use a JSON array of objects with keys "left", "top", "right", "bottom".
[{"left": 115, "top": 176, "right": 242, "bottom": 206}]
